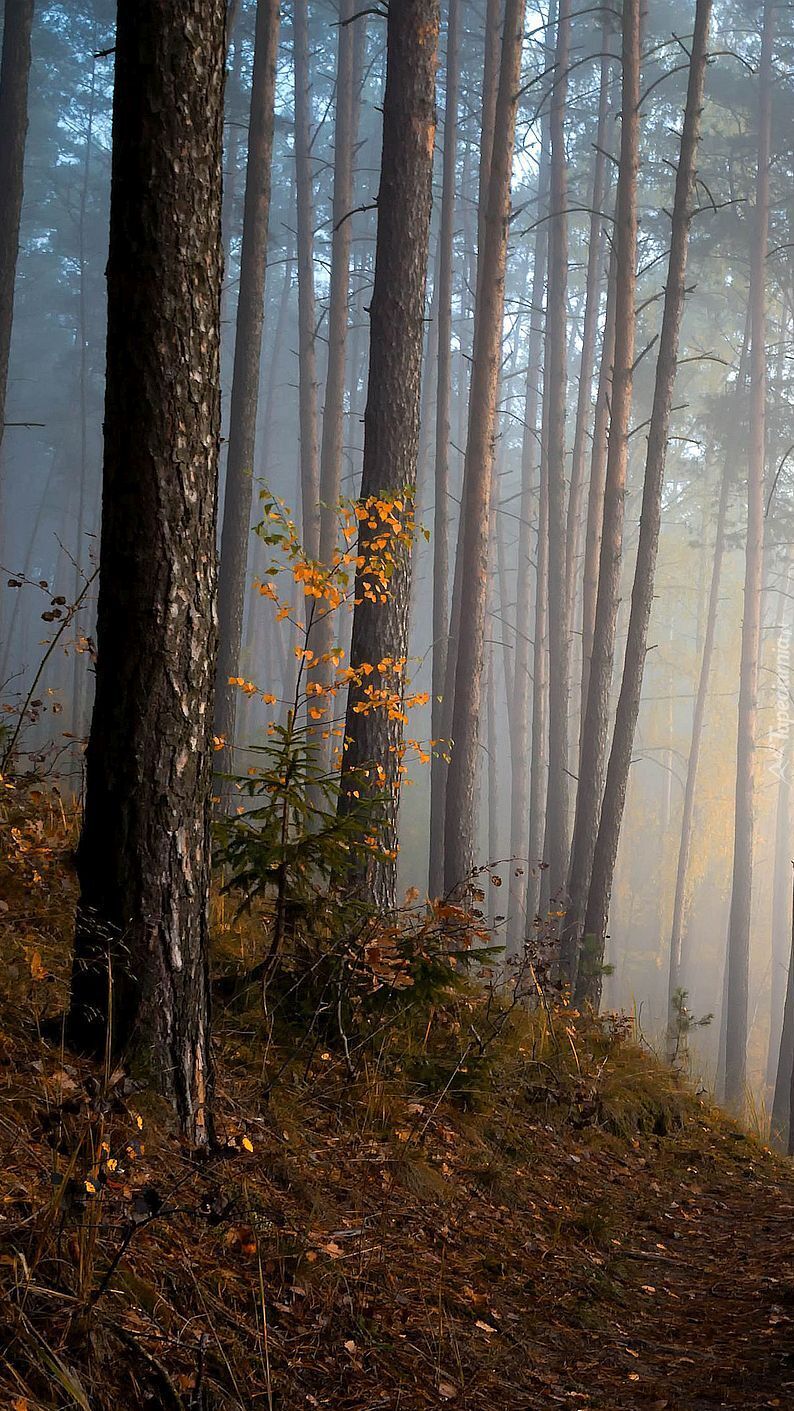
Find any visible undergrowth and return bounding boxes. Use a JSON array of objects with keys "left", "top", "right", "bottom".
[{"left": 0, "top": 779, "right": 788, "bottom": 1411}]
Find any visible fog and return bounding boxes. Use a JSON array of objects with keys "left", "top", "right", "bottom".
[{"left": 2, "top": 0, "right": 793, "bottom": 1118}]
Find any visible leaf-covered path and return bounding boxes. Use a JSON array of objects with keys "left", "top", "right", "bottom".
[{"left": 523, "top": 1122, "right": 794, "bottom": 1408}]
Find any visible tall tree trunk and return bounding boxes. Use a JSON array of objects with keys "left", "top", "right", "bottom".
[
  {"left": 214, "top": 0, "right": 279, "bottom": 775},
  {"left": 443, "top": 0, "right": 526, "bottom": 895},
  {"left": 577, "top": 0, "right": 712, "bottom": 1009},
  {"left": 67, "top": 0, "right": 226, "bottom": 1145},
  {"left": 564, "top": 35, "right": 613, "bottom": 638},
  {"left": 245, "top": 247, "right": 295, "bottom": 674},
  {"left": 428, "top": 0, "right": 460, "bottom": 901},
  {"left": 723, "top": 0, "right": 773, "bottom": 1110},
  {"left": 526, "top": 415, "right": 549, "bottom": 925},
  {"left": 562, "top": 0, "right": 639, "bottom": 980},
  {"left": 311, "top": 0, "right": 364, "bottom": 763},
  {"left": 507, "top": 134, "right": 549, "bottom": 949},
  {"left": 476, "top": 0, "right": 502, "bottom": 292},
  {"left": 766, "top": 647, "right": 792, "bottom": 1098},
  {"left": 579, "top": 242, "right": 617, "bottom": 763},
  {"left": 543, "top": 0, "right": 572, "bottom": 903},
  {"left": 486, "top": 632, "right": 499, "bottom": 924},
  {"left": 665, "top": 343, "right": 750, "bottom": 1061},
  {"left": 0, "top": 0, "right": 35, "bottom": 476},
  {"left": 438, "top": 0, "right": 503, "bottom": 813},
  {"left": 293, "top": 0, "right": 321, "bottom": 561},
  {"left": 71, "top": 46, "right": 97, "bottom": 741},
  {"left": 339, "top": 0, "right": 439, "bottom": 909}
]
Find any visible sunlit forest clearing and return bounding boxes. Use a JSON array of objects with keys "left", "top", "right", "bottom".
[{"left": 2, "top": 0, "right": 794, "bottom": 1404}]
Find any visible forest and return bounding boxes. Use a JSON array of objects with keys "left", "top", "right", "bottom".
[{"left": 1, "top": 0, "right": 794, "bottom": 1405}]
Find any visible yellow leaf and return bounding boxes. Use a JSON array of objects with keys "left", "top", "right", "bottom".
[
  {"left": 30, "top": 950, "right": 47, "bottom": 981},
  {"left": 242, "top": 1136, "right": 254, "bottom": 1153}
]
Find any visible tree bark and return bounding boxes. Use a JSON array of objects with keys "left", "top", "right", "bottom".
[
  {"left": 765, "top": 635, "right": 791, "bottom": 1101},
  {"left": 71, "top": 46, "right": 98, "bottom": 742},
  {"left": 543, "top": 0, "right": 572, "bottom": 904},
  {"left": 507, "top": 128, "right": 549, "bottom": 950},
  {"left": 723, "top": 0, "right": 773, "bottom": 1110},
  {"left": 67, "top": 0, "right": 226, "bottom": 1146},
  {"left": 577, "top": 0, "right": 712, "bottom": 1009},
  {"left": 579, "top": 242, "right": 617, "bottom": 766},
  {"left": 563, "top": 0, "right": 639, "bottom": 981},
  {"left": 0, "top": 0, "right": 35, "bottom": 474},
  {"left": 293, "top": 0, "right": 321, "bottom": 561},
  {"left": 438, "top": 0, "right": 503, "bottom": 817},
  {"left": 564, "top": 34, "right": 613, "bottom": 640},
  {"left": 215, "top": 0, "right": 280, "bottom": 773},
  {"left": 428, "top": 0, "right": 460, "bottom": 901},
  {"left": 339, "top": 0, "right": 439, "bottom": 910},
  {"left": 311, "top": 0, "right": 364, "bottom": 763},
  {"left": 443, "top": 0, "right": 526, "bottom": 895}
]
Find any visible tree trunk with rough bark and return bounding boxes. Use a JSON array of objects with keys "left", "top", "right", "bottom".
[
  {"left": 339, "top": 0, "right": 439, "bottom": 910},
  {"left": 215, "top": 0, "right": 280, "bottom": 774},
  {"left": 443, "top": 0, "right": 526, "bottom": 896},
  {"left": 577, "top": 0, "right": 712, "bottom": 1010},
  {"left": 67, "top": 0, "right": 226, "bottom": 1146},
  {"left": 723, "top": 0, "right": 774, "bottom": 1110}
]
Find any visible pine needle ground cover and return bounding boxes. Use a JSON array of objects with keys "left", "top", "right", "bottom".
[{"left": 1, "top": 786, "right": 793, "bottom": 1410}]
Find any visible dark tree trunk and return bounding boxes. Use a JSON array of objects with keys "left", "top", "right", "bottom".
[
  {"left": 563, "top": 0, "right": 639, "bottom": 981},
  {"left": 428, "top": 0, "right": 460, "bottom": 901},
  {"left": 293, "top": 0, "right": 321, "bottom": 562},
  {"left": 215, "top": 0, "right": 280, "bottom": 772},
  {"left": 0, "top": 0, "right": 35, "bottom": 474},
  {"left": 578, "top": 0, "right": 711, "bottom": 1009},
  {"left": 339, "top": 0, "right": 439, "bottom": 910},
  {"left": 724, "top": 0, "right": 774, "bottom": 1110},
  {"left": 542, "top": 0, "right": 572, "bottom": 904},
  {"left": 443, "top": 0, "right": 526, "bottom": 895},
  {"left": 67, "top": 0, "right": 226, "bottom": 1146}
]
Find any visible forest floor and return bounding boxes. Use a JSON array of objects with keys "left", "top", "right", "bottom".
[{"left": 1, "top": 787, "right": 793, "bottom": 1410}]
